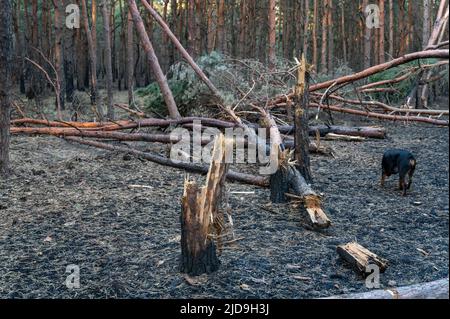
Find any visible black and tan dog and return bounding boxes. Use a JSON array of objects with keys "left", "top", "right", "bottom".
[{"left": 381, "top": 149, "right": 416, "bottom": 196}]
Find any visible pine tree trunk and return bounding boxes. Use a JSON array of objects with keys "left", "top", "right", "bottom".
[
  {"left": 379, "top": 0, "right": 385, "bottom": 63},
  {"left": 0, "top": 0, "right": 12, "bottom": 178},
  {"left": 128, "top": 0, "right": 181, "bottom": 119},
  {"left": 321, "top": 0, "right": 328, "bottom": 73},
  {"left": 268, "top": 0, "right": 276, "bottom": 69},
  {"left": 388, "top": 0, "right": 394, "bottom": 59},
  {"left": 423, "top": 0, "right": 431, "bottom": 48},
  {"left": 216, "top": 0, "right": 226, "bottom": 53},
  {"left": 363, "top": 0, "right": 371, "bottom": 69},
  {"left": 327, "top": 0, "right": 334, "bottom": 74},
  {"left": 54, "top": 1, "right": 64, "bottom": 118},
  {"left": 312, "top": 0, "right": 318, "bottom": 71},
  {"left": 81, "top": 0, "right": 103, "bottom": 120},
  {"left": 127, "top": 10, "right": 134, "bottom": 106},
  {"left": 101, "top": 0, "right": 114, "bottom": 120}
]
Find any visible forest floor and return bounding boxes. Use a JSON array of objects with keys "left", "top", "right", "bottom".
[{"left": 0, "top": 106, "right": 449, "bottom": 298}]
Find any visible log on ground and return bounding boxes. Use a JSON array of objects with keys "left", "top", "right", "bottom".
[{"left": 337, "top": 242, "right": 388, "bottom": 275}]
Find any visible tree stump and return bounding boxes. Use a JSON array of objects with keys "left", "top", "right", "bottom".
[
  {"left": 337, "top": 242, "right": 388, "bottom": 275},
  {"left": 180, "top": 134, "right": 229, "bottom": 276},
  {"left": 269, "top": 55, "right": 331, "bottom": 229},
  {"left": 270, "top": 150, "right": 331, "bottom": 228}
]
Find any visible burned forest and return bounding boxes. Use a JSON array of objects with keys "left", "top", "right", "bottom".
[{"left": 0, "top": 0, "right": 449, "bottom": 303}]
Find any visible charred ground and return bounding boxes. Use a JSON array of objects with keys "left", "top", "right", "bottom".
[{"left": 0, "top": 117, "right": 448, "bottom": 298}]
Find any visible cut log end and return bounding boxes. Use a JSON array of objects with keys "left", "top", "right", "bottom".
[
  {"left": 337, "top": 242, "right": 388, "bottom": 276},
  {"left": 304, "top": 195, "right": 331, "bottom": 228}
]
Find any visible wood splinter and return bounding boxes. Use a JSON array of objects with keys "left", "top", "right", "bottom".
[
  {"left": 337, "top": 242, "right": 388, "bottom": 276},
  {"left": 180, "top": 134, "right": 230, "bottom": 276}
]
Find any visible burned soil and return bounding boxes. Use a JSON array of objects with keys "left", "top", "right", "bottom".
[{"left": 0, "top": 119, "right": 448, "bottom": 298}]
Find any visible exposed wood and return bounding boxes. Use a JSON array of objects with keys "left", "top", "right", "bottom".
[
  {"left": 180, "top": 134, "right": 229, "bottom": 275},
  {"left": 337, "top": 242, "right": 388, "bottom": 275},
  {"left": 294, "top": 54, "right": 312, "bottom": 182},
  {"left": 270, "top": 156, "right": 331, "bottom": 228},
  {"left": 324, "top": 278, "right": 449, "bottom": 299},
  {"left": 323, "top": 133, "right": 365, "bottom": 141}
]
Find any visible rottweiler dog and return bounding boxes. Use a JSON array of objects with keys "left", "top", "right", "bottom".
[{"left": 381, "top": 149, "right": 416, "bottom": 196}]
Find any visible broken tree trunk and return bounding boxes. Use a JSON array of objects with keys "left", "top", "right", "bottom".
[
  {"left": 180, "top": 134, "right": 229, "bottom": 276},
  {"left": 337, "top": 242, "right": 388, "bottom": 275},
  {"left": 269, "top": 55, "right": 331, "bottom": 229},
  {"left": 270, "top": 159, "right": 331, "bottom": 228},
  {"left": 294, "top": 54, "right": 312, "bottom": 183},
  {"left": 324, "top": 278, "right": 449, "bottom": 299}
]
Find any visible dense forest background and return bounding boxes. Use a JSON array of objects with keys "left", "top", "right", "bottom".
[{"left": 6, "top": 0, "right": 448, "bottom": 121}]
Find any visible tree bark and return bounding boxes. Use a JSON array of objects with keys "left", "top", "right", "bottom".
[
  {"left": 53, "top": 0, "right": 64, "bottom": 119},
  {"left": 0, "top": 0, "right": 12, "bottom": 177},
  {"left": 180, "top": 134, "right": 229, "bottom": 276},
  {"left": 324, "top": 278, "right": 449, "bottom": 299},
  {"left": 378, "top": 0, "right": 385, "bottom": 63},
  {"left": 321, "top": 0, "right": 328, "bottom": 73},
  {"left": 388, "top": 0, "right": 394, "bottom": 59},
  {"left": 127, "top": 10, "right": 134, "bottom": 106},
  {"left": 81, "top": 0, "right": 103, "bottom": 120},
  {"left": 216, "top": 0, "right": 226, "bottom": 53},
  {"left": 128, "top": 0, "right": 181, "bottom": 119},
  {"left": 294, "top": 55, "right": 312, "bottom": 183},
  {"left": 101, "top": 0, "right": 114, "bottom": 120},
  {"left": 268, "top": 0, "right": 276, "bottom": 69},
  {"left": 141, "top": 0, "right": 221, "bottom": 99},
  {"left": 363, "top": 0, "right": 371, "bottom": 69},
  {"left": 312, "top": 0, "right": 318, "bottom": 71},
  {"left": 423, "top": 0, "right": 431, "bottom": 49}
]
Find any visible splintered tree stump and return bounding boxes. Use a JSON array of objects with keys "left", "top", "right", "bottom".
[
  {"left": 180, "top": 134, "right": 229, "bottom": 276},
  {"left": 269, "top": 55, "right": 331, "bottom": 229},
  {"left": 337, "top": 242, "right": 388, "bottom": 275},
  {"left": 270, "top": 152, "right": 331, "bottom": 229}
]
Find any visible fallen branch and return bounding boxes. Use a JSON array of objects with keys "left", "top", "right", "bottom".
[
  {"left": 268, "top": 49, "right": 449, "bottom": 107},
  {"left": 64, "top": 136, "right": 269, "bottom": 187},
  {"left": 323, "top": 278, "right": 449, "bottom": 299}
]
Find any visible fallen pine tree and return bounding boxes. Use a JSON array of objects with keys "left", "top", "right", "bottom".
[
  {"left": 11, "top": 117, "right": 387, "bottom": 139},
  {"left": 10, "top": 126, "right": 333, "bottom": 155}
]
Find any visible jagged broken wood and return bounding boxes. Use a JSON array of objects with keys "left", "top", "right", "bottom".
[
  {"left": 180, "top": 134, "right": 229, "bottom": 276},
  {"left": 337, "top": 242, "right": 388, "bottom": 275},
  {"left": 270, "top": 151, "right": 331, "bottom": 229}
]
